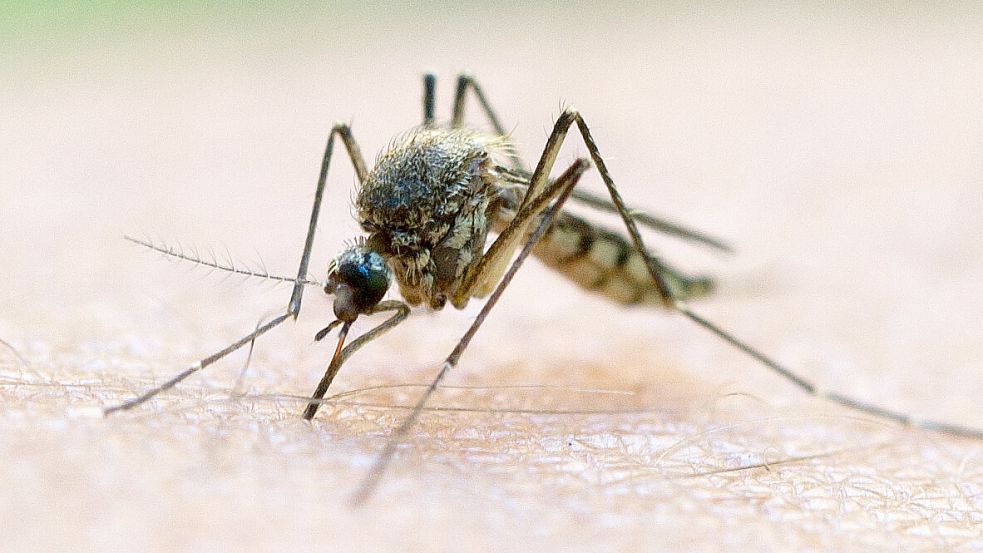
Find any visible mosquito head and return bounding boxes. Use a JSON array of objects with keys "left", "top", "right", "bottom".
[{"left": 325, "top": 244, "right": 392, "bottom": 322}]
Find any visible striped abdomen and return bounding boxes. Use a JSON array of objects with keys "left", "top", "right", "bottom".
[{"left": 531, "top": 211, "right": 714, "bottom": 306}]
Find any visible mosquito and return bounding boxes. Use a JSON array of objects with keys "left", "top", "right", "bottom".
[{"left": 106, "top": 72, "right": 983, "bottom": 505}]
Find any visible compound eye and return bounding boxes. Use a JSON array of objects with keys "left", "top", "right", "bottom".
[{"left": 327, "top": 245, "right": 392, "bottom": 321}]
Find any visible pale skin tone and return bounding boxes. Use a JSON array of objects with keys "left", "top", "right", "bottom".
[{"left": 2, "top": 5, "right": 983, "bottom": 552}]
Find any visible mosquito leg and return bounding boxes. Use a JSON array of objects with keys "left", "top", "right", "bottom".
[
  {"left": 450, "top": 73, "right": 524, "bottom": 171},
  {"left": 230, "top": 312, "right": 279, "bottom": 396},
  {"left": 495, "top": 159, "right": 732, "bottom": 252},
  {"left": 452, "top": 159, "right": 590, "bottom": 305},
  {"left": 529, "top": 107, "right": 983, "bottom": 439},
  {"left": 288, "top": 122, "right": 374, "bottom": 417},
  {"left": 423, "top": 73, "right": 436, "bottom": 125},
  {"left": 451, "top": 108, "right": 622, "bottom": 304},
  {"left": 350, "top": 159, "right": 589, "bottom": 505},
  {"left": 104, "top": 313, "right": 291, "bottom": 414},
  {"left": 451, "top": 73, "right": 506, "bottom": 133},
  {"left": 303, "top": 300, "right": 410, "bottom": 420},
  {"left": 108, "top": 124, "right": 368, "bottom": 414},
  {"left": 289, "top": 123, "right": 368, "bottom": 318},
  {"left": 565, "top": 187, "right": 734, "bottom": 253},
  {"left": 676, "top": 305, "right": 983, "bottom": 439}
]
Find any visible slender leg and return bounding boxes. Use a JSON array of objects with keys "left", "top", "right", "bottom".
[
  {"left": 450, "top": 73, "right": 524, "bottom": 171},
  {"left": 453, "top": 108, "right": 679, "bottom": 304},
  {"left": 451, "top": 73, "right": 507, "bottom": 134},
  {"left": 351, "top": 159, "right": 590, "bottom": 505},
  {"left": 104, "top": 313, "right": 290, "bottom": 414},
  {"left": 496, "top": 166, "right": 734, "bottom": 254},
  {"left": 510, "top": 108, "right": 983, "bottom": 439},
  {"left": 452, "top": 158, "right": 587, "bottom": 304},
  {"left": 107, "top": 124, "right": 369, "bottom": 414},
  {"left": 230, "top": 313, "right": 276, "bottom": 396},
  {"left": 675, "top": 307, "right": 983, "bottom": 438},
  {"left": 303, "top": 300, "right": 410, "bottom": 420},
  {"left": 456, "top": 73, "right": 729, "bottom": 253},
  {"left": 353, "top": 106, "right": 983, "bottom": 501},
  {"left": 422, "top": 73, "right": 436, "bottom": 125},
  {"left": 289, "top": 124, "right": 368, "bottom": 317},
  {"left": 569, "top": 187, "right": 733, "bottom": 253},
  {"left": 528, "top": 109, "right": 679, "bottom": 303}
]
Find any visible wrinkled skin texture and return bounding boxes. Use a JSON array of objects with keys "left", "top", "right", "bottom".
[{"left": 3, "top": 4, "right": 983, "bottom": 553}]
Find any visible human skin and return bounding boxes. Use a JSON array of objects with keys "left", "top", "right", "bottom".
[{"left": 2, "top": 4, "right": 983, "bottom": 552}]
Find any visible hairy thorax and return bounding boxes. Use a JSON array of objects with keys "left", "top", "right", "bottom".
[{"left": 356, "top": 127, "right": 511, "bottom": 310}]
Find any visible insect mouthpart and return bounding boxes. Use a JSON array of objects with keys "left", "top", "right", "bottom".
[{"left": 325, "top": 244, "right": 392, "bottom": 322}]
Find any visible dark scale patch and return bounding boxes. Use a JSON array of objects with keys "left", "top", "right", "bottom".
[
  {"left": 585, "top": 231, "right": 630, "bottom": 292},
  {"left": 616, "top": 240, "right": 631, "bottom": 268},
  {"left": 625, "top": 279, "right": 648, "bottom": 305},
  {"left": 597, "top": 229, "right": 631, "bottom": 268},
  {"left": 554, "top": 214, "right": 596, "bottom": 265}
]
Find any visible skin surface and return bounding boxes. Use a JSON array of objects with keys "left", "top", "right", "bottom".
[{"left": 2, "top": 4, "right": 983, "bottom": 551}]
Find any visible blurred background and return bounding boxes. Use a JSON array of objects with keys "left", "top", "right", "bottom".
[{"left": 2, "top": 2, "right": 983, "bottom": 552}]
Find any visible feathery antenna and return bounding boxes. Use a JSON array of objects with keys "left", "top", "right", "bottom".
[{"left": 124, "top": 235, "right": 326, "bottom": 288}]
